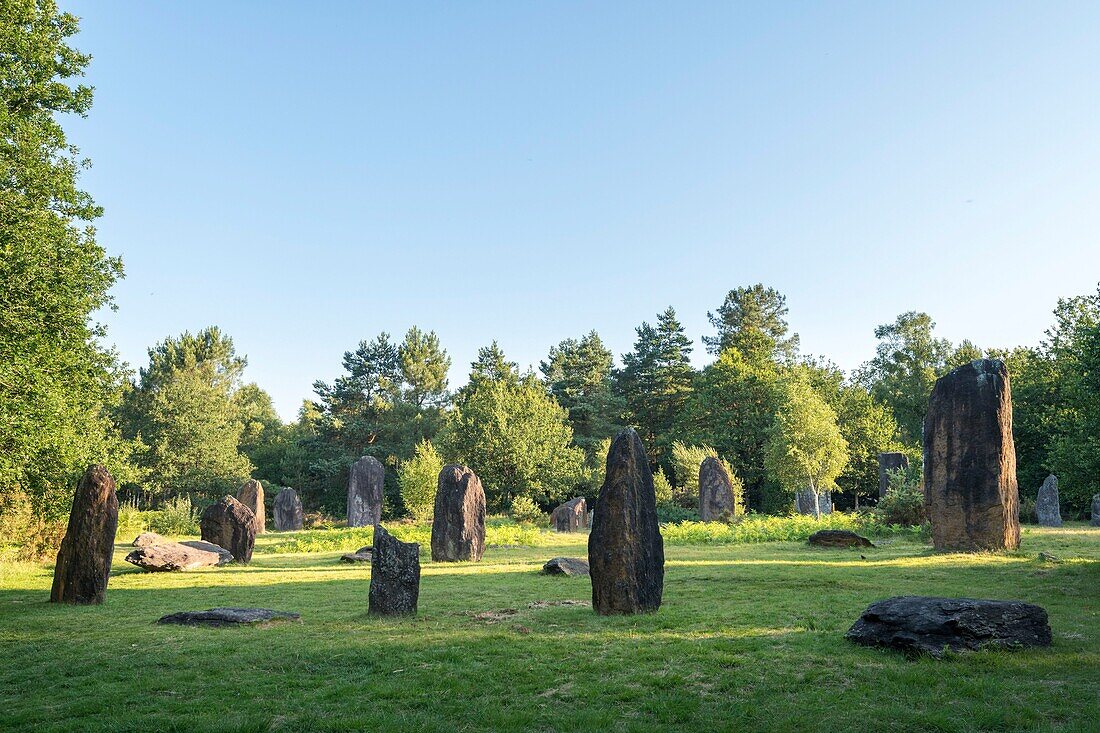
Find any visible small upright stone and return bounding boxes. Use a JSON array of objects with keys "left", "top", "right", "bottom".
[
  {"left": 273, "top": 487, "right": 304, "bottom": 531},
  {"left": 236, "top": 479, "right": 266, "bottom": 534},
  {"left": 923, "top": 359, "right": 1020, "bottom": 551},
  {"left": 50, "top": 465, "right": 119, "bottom": 605},
  {"left": 1092, "top": 494, "right": 1100, "bottom": 527},
  {"left": 1035, "top": 475, "right": 1062, "bottom": 527},
  {"left": 877, "top": 452, "right": 910, "bottom": 497},
  {"left": 588, "top": 429, "right": 664, "bottom": 615},
  {"left": 347, "top": 456, "right": 384, "bottom": 528},
  {"left": 200, "top": 496, "right": 256, "bottom": 563},
  {"left": 430, "top": 465, "right": 486, "bottom": 562},
  {"left": 369, "top": 526, "right": 421, "bottom": 616},
  {"left": 795, "top": 489, "right": 832, "bottom": 516},
  {"left": 552, "top": 497, "right": 588, "bottom": 532},
  {"left": 698, "top": 457, "right": 736, "bottom": 521}
]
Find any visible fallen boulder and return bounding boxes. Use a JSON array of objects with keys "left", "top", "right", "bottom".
[
  {"left": 125, "top": 540, "right": 232, "bottom": 572},
  {"left": 541, "top": 557, "right": 590, "bottom": 577},
  {"left": 845, "top": 596, "right": 1051, "bottom": 656},
  {"left": 157, "top": 607, "right": 300, "bottom": 627},
  {"left": 808, "top": 530, "right": 874, "bottom": 548},
  {"left": 340, "top": 546, "right": 373, "bottom": 563}
]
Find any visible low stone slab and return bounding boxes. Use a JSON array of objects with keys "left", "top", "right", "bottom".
[
  {"left": 157, "top": 607, "right": 301, "bottom": 627},
  {"left": 340, "top": 546, "right": 373, "bottom": 563},
  {"left": 541, "top": 557, "right": 590, "bottom": 577},
  {"left": 132, "top": 532, "right": 168, "bottom": 547},
  {"left": 808, "top": 530, "right": 874, "bottom": 548},
  {"left": 125, "top": 540, "right": 233, "bottom": 572},
  {"left": 846, "top": 596, "right": 1051, "bottom": 657}
]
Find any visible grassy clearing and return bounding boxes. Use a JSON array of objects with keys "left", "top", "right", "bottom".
[{"left": 0, "top": 526, "right": 1097, "bottom": 732}]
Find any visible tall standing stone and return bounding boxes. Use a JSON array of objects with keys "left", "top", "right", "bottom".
[
  {"left": 431, "top": 465, "right": 486, "bottom": 562},
  {"left": 552, "top": 497, "right": 588, "bottom": 532},
  {"left": 795, "top": 489, "right": 832, "bottom": 516},
  {"left": 347, "top": 456, "right": 384, "bottom": 528},
  {"left": 273, "top": 487, "right": 304, "bottom": 531},
  {"left": 1091, "top": 494, "right": 1100, "bottom": 527},
  {"left": 236, "top": 479, "right": 266, "bottom": 534},
  {"left": 877, "top": 452, "right": 910, "bottom": 497},
  {"left": 588, "top": 429, "right": 664, "bottom": 615},
  {"left": 200, "top": 496, "right": 256, "bottom": 563},
  {"left": 923, "top": 359, "right": 1020, "bottom": 551},
  {"left": 698, "top": 457, "right": 736, "bottom": 522},
  {"left": 369, "top": 526, "right": 421, "bottom": 616},
  {"left": 1035, "top": 475, "right": 1062, "bottom": 527},
  {"left": 50, "top": 465, "right": 119, "bottom": 605}
]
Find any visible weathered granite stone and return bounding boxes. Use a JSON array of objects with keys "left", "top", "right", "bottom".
[
  {"left": 877, "top": 452, "right": 910, "bottom": 497},
  {"left": 552, "top": 497, "right": 588, "bottom": 532},
  {"left": 808, "top": 530, "right": 874, "bottom": 548},
  {"left": 698, "top": 457, "right": 736, "bottom": 522},
  {"left": 431, "top": 465, "right": 486, "bottom": 562},
  {"left": 369, "top": 526, "right": 420, "bottom": 616},
  {"left": 236, "top": 479, "right": 266, "bottom": 534},
  {"left": 845, "top": 596, "right": 1051, "bottom": 657},
  {"left": 1035, "top": 474, "right": 1062, "bottom": 527},
  {"left": 273, "top": 487, "right": 304, "bottom": 531},
  {"left": 132, "top": 532, "right": 167, "bottom": 547},
  {"left": 50, "top": 465, "right": 119, "bottom": 605},
  {"left": 542, "top": 557, "right": 590, "bottom": 577},
  {"left": 340, "top": 546, "right": 373, "bottom": 563},
  {"left": 1093, "top": 494, "right": 1100, "bottom": 527},
  {"left": 795, "top": 489, "right": 833, "bottom": 516},
  {"left": 588, "top": 429, "right": 664, "bottom": 615},
  {"left": 125, "top": 540, "right": 232, "bottom": 571},
  {"left": 347, "top": 456, "right": 384, "bottom": 528},
  {"left": 923, "top": 359, "right": 1020, "bottom": 551},
  {"left": 157, "top": 607, "right": 300, "bottom": 627},
  {"left": 200, "top": 496, "right": 256, "bottom": 563}
]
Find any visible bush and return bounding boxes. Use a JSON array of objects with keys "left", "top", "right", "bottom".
[
  {"left": 0, "top": 487, "right": 66, "bottom": 561},
  {"left": 117, "top": 497, "right": 146, "bottom": 535},
  {"left": 398, "top": 440, "right": 443, "bottom": 521},
  {"left": 258, "top": 516, "right": 546, "bottom": 554},
  {"left": 657, "top": 503, "right": 698, "bottom": 524},
  {"left": 660, "top": 512, "right": 923, "bottom": 545},
  {"left": 510, "top": 495, "right": 545, "bottom": 525},
  {"left": 875, "top": 467, "right": 925, "bottom": 527},
  {"left": 653, "top": 467, "right": 674, "bottom": 504},
  {"left": 147, "top": 495, "right": 199, "bottom": 536},
  {"left": 1018, "top": 492, "right": 1037, "bottom": 524},
  {"left": 670, "top": 441, "right": 743, "bottom": 513}
]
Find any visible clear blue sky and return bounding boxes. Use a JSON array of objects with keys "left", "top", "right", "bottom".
[{"left": 68, "top": 1, "right": 1100, "bottom": 420}]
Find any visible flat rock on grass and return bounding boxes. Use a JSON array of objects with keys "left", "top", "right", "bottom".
[
  {"left": 808, "top": 530, "right": 874, "bottom": 548},
  {"left": 340, "top": 546, "right": 373, "bottom": 563},
  {"left": 846, "top": 596, "right": 1051, "bottom": 657},
  {"left": 125, "top": 540, "right": 232, "bottom": 572},
  {"left": 157, "top": 607, "right": 301, "bottom": 627},
  {"left": 541, "top": 557, "right": 590, "bottom": 576}
]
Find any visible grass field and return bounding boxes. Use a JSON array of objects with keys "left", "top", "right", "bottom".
[{"left": 1, "top": 524, "right": 1097, "bottom": 732}]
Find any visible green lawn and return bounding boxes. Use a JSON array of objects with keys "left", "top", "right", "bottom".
[{"left": 1, "top": 525, "right": 1097, "bottom": 732}]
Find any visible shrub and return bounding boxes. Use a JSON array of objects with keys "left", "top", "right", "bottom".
[
  {"left": 656, "top": 503, "right": 698, "bottom": 524},
  {"left": 510, "top": 495, "right": 545, "bottom": 525},
  {"left": 653, "top": 467, "right": 674, "bottom": 504},
  {"left": 258, "top": 516, "right": 546, "bottom": 554},
  {"left": 1018, "top": 492, "right": 1037, "bottom": 524},
  {"left": 0, "top": 487, "right": 66, "bottom": 561},
  {"left": 147, "top": 495, "right": 199, "bottom": 536},
  {"left": 117, "top": 497, "right": 146, "bottom": 534},
  {"left": 670, "top": 441, "right": 743, "bottom": 512},
  {"left": 875, "top": 467, "right": 925, "bottom": 527},
  {"left": 398, "top": 440, "right": 443, "bottom": 521},
  {"left": 660, "top": 512, "right": 923, "bottom": 545}
]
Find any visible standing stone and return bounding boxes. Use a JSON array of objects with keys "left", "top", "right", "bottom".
[
  {"left": 347, "top": 456, "right": 384, "bottom": 528},
  {"left": 273, "top": 487, "right": 304, "bottom": 531},
  {"left": 1035, "top": 475, "right": 1062, "bottom": 527},
  {"left": 795, "top": 489, "right": 833, "bottom": 516},
  {"left": 588, "top": 428, "right": 664, "bottom": 615},
  {"left": 50, "top": 465, "right": 119, "bottom": 605},
  {"left": 877, "top": 452, "right": 910, "bottom": 497},
  {"left": 200, "top": 496, "right": 256, "bottom": 563},
  {"left": 236, "top": 479, "right": 266, "bottom": 534},
  {"left": 1091, "top": 494, "right": 1100, "bottom": 527},
  {"left": 369, "top": 526, "right": 421, "bottom": 616},
  {"left": 698, "top": 457, "right": 736, "bottom": 521},
  {"left": 430, "top": 465, "right": 486, "bottom": 562},
  {"left": 552, "top": 497, "right": 588, "bottom": 532},
  {"left": 923, "top": 359, "right": 1020, "bottom": 551}
]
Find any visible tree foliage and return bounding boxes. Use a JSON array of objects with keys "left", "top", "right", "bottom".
[
  {"left": 541, "top": 331, "right": 623, "bottom": 455},
  {"left": 398, "top": 439, "right": 443, "bottom": 521},
  {"left": 703, "top": 284, "right": 800, "bottom": 361}
]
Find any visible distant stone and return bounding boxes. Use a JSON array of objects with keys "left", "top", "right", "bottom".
[
  {"left": 50, "top": 465, "right": 119, "bottom": 605},
  {"left": 698, "top": 457, "right": 737, "bottom": 522},
  {"left": 200, "top": 496, "right": 256, "bottom": 563},
  {"left": 877, "top": 452, "right": 910, "bottom": 497},
  {"left": 541, "top": 557, "right": 590, "bottom": 577},
  {"left": 552, "top": 497, "right": 588, "bottom": 532},
  {"left": 340, "top": 546, "right": 373, "bottom": 563},
  {"left": 1093, "top": 494, "right": 1100, "bottom": 527},
  {"left": 795, "top": 489, "right": 833, "bottom": 516},
  {"left": 846, "top": 596, "right": 1051, "bottom": 656},
  {"left": 1037, "top": 552, "right": 1061, "bottom": 564},
  {"left": 157, "top": 607, "right": 300, "bottom": 627},
  {"left": 347, "top": 456, "right": 384, "bottom": 528},
  {"left": 273, "top": 487, "right": 304, "bottom": 531},
  {"left": 125, "top": 540, "right": 232, "bottom": 571},
  {"left": 924, "top": 359, "right": 1020, "bottom": 551},
  {"left": 1035, "top": 475, "right": 1062, "bottom": 527},
  {"left": 431, "top": 465, "right": 486, "bottom": 562},
  {"left": 808, "top": 530, "right": 874, "bottom": 548},
  {"left": 588, "top": 428, "right": 664, "bottom": 615},
  {"left": 132, "top": 532, "right": 167, "bottom": 547},
  {"left": 369, "top": 526, "right": 421, "bottom": 616},
  {"left": 236, "top": 479, "right": 266, "bottom": 534}
]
